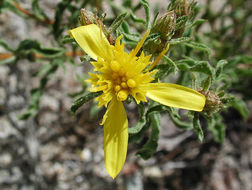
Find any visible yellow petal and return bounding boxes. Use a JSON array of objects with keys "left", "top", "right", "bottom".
[
  {"left": 130, "top": 30, "right": 150, "bottom": 57},
  {"left": 148, "top": 44, "right": 170, "bottom": 71},
  {"left": 103, "top": 99, "right": 128, "bottom": 178},
  {"left": 143, "top": 83, "right": 206, "bottom": 111},
  {"left": 69, "top": 24, "right": 113, "bottom": 61}
]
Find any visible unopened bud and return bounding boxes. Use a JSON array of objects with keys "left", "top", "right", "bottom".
[
  {"left": 79, "top": 9, "right": 115, "bottom": 45},
  {"left": 143, "top": 11, "right": 176, "bottom": 55},
  {"left": 200, "top": 90, "right": 222, "bottom": 115},
  {"left": 79, "top": 8, "right": 96, "bottom": 26},
  {"left": 169, "top": 0, "right": 196, "bottom": 18},
  {"left": 172, "top": 0, "right": 197, "bottom": 38},
  {"left": 152, "top": 11, "right": 176, "bottom": 40}
]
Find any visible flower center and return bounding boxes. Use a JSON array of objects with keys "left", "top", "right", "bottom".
[{"left": 109, "top": 60, "right": 137, "bottom": 102}]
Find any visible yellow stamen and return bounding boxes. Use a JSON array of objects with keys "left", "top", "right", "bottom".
[
  {"left": 121, "top": 82, "right": 128, "bottom": 88},
  {"left": 117, "top": 90, "right": 128, "bottom": 101},
  {"left": 127, "top": 79, "right": 136, "bottom": 88},
  {"left": 110, "top": 61, "right": 121, "bottom": 72},
  {"left": 114, "top": 85, "right": 121, "bottom": 92}
]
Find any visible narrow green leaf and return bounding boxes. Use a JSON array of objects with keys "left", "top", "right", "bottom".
[
  {"left": 188, "top": 19, "right": 207, "bottom": 28},
  {"left": 177, "top": 60, "right": 214, "bottom": 79},
  {"left": 203, "top": 76, "right": 212, "bottom": 91},
  {"left": 53, "top": 0, "right": 71, "bottom": 39},
  {"left": 130, "top": 12, "right": 146, "bottom": 24},
  {"left": 0, "top": 56, "right": 16, "bottom": 65},
  {"left": 208, "top": 115, "right": 225, "bottom": 143},
  {"left": 128, "top": 118, "right": 146, "bottom": 135},
  {"left": 122, "top": 33, "right": 141, "bottom": 42},
  {"left": 190, "top": 61, "right": 214, "bottom": 78},
  {"left": 167, "top": 107, "right": 193, "bottom": 129},
  {"left": 122, "top": 0, "right": 132, "bottom": 7},
  {"left": 0, "top": 38, "right": 14, "bottom": 52},
  {"left": 61, "top": 35, "right": 75, "bottom": 44},
  {"left": 146, "top": 105, "right": 166, "bottom": 116},
  {"left": 15, "top": 39, "right": 63, "bottom": 59},
  {"left": 231, "top": 98, "right": 249, "bottom": 120},
  {"left": 136, "top": 112, "right": 161, "bottom": 160},
  {"left": 121, "top": 21, "right": 130, "bottom": 33},
  {"left": 140, "top": 0, "right": 150, "bottom": 29},
  {"left": 108, "top": 12, "right": 128, "bottom": 34},
  {"left": 71, "top": 91, "right": 102, "bottom": 114},
  {"left": 0, "top": 0, "right": 26, "bottom": 17},
  {"left": 193, "top": 113, "right": 204, "bottom": 142},
  {"left": 129, "top": 102, "right": 146, "bottom": 134},
  {"left": 184, "top": 41, "right": 211, "bottom": 56},
  {"left": 163, "top": 55, "right": 178, "bottom": 73},
  {"left": 215, "top": 60, "right": 228, "bottom": 78},
  {"left": 32, "top": 0, "right": 47, "bottom": 21},
  {"left": 32, "top": 63, "right": 56, "bottom": 77},
  {"left": 18, "top": 108, "right": 38, "bottom": 120},
  {"left": 170, "top": 37, "right": 192, "bottom": 45}
]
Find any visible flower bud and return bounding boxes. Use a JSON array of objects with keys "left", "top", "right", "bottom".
[
  {"left": 152, "top": 11, "right": 176, "bottom": 41},
  {"left": 143, "top": 11, "right": 176, "bottom": 55},
  {"left": 79, "top": 8, "right": 96, "bottom": 26},
  {"left": 79, "top": 9, "right": 114, "bottom": 45},
  {"left": 169, "top": 0, "right": 196, "bottom": 19},
  {"left": 171, "top": 0, "right": 197, "bottom": 38},
  {"left": 200, "top": 90, "right": 222, "bottom": 115}
]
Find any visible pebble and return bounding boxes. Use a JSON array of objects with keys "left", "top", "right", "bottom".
[
  {"left": 0, "top": 87, "right": 6, "bottom": 105},
  {"left": 143, "top": 166, "right": 162, "bottom": 178},
  {"left": 80, "top": 148, "right": 92, "bottom": 162},
  {"left": 0, "top": 117, "right": 18, "bottom": 139},
  {"left": 0, "top": 153, "right": 12, "bottom": 166}
]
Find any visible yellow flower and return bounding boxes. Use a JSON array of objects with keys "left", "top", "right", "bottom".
[{"left": 69, "top": 24, "right": 206, "bottom": 179}]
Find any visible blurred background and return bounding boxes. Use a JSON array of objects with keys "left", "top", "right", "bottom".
[{"left": 0, "top": 0, "right": 251, "bottom": 190}]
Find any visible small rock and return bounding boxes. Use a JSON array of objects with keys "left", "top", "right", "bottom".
[
  {"left": 80, "top": 148, "right": 92, "bottom": 162},
  {"left": 0, "top": 117, "right": 18, "bottom": 139},
  {"left": 0, "top": 153, "right": 12, "bottom": 166},
  {"left": 9, "top": 75, "right": 18, "bottom": 93},
  {"left": 8, "top": 95, "right": 25, "bottom": 108},
  {"left": 41, "top": 95, "right": 60, "bottom": 111},
  {"left": 143, "top": 166, "right": 162, "bottom": 178},
  {"left": 0, "top": 66, "right": 10, "bottom": 83},
  {"left": 93, "top": 147, "right": 104, "bottom": 163},
  {"left": 0, "top": 87, "right": 6, "bottom": 105},
  {"left": 125, "top": 171, "right": 143, "bottom": 190},
  {"left": 37, "top": 112, "right": 58, "bottom": 126}
]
